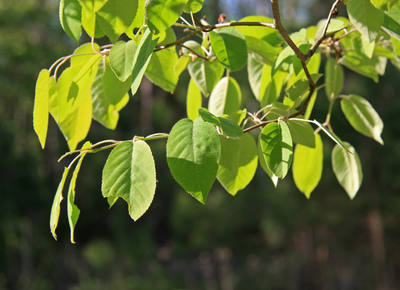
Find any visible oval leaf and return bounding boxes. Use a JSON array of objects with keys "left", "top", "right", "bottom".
[
  {"left": 60, "top": 0, "right": 82, "bottom": 43},
  {"left": 187, "top": 78, "right": 202, "bottom": 120},
  {"left": 188, "top": 59, "right": 225, "bottom": 96},
  {"left": 33, "top": 69, "right": 50, "bottom": 148},
  {"left": 145, "top": 0, "right": 188, "bottom": 34},
  {"left": 292, "top": 133, "right": 323, "bottom": 198},
  {"left": 166, "top": 118, "right": 221, "bottom": 204},
  {"left": 209, "top": 28, "right": 247, "bottom": 71},
  {"left": 325, "top": 58, "right": 344, "bottom": 100},
  {"left": 102, "top": 140, "right": 156, "bottom": 221},
  {"left": 260, "top": 120, "right": 293, "bottom": 179},
  {"left": 208, "top": 76, "right": 242, "bottom": 116},
  {"left": 217, "top": 134, "right": 258, "bottom": 195},
  {"left": 332, "top": 142, "right": 363, "bottom": 199},
  {"left": 109, "top": 40, "right": 137, "bottom": 82}
]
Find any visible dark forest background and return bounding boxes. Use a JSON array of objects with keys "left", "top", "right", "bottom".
[{"left": 1, "top": 0, "right": 400, "bottom": 289}]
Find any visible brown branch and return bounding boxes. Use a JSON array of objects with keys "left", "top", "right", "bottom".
[
  {"left": 243, "top": 120, "right": 277, "bottom": 134},
  {"left": 177, "top": 43, "right": 209, "bottom": 61}
]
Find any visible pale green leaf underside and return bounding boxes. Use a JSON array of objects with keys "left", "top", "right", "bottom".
[
  {"left": 208, "top": 76, "right": 242, "bottom": 117},
  {"left": 33, "top": 69, "right": 50, "bottom": 149},
  {"left": 332, "top": 142, "right": 363, "bottom": 199},
  {"left": 102, "top": 140, "right": 156, "bottom": 221},
  {"left": 166, "top": 118, "right": 221, "bottom": 204}
]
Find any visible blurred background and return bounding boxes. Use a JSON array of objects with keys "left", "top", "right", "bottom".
[{"left": 1, "top": 0, "right": 400, "bottom": 289}]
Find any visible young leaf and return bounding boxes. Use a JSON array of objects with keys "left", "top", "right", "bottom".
[
  {"left": 260, "top": 120, "right": 293, "bottom": 179},
  {"left": 145, "top": 48, "right": 179, "bottom": 93},
  {"left": 59, "top": 95, "right": 92, "bottom": 151},
  {"left": 131, "top": 29, "right": 159, "bottom": 96},
  {"left": 187, "top": 78, "right": 202, "bottom": 120},
  {"left": 347, "top": 0, "right": 384, "bottom": 42},
  {"left": 325, "top": 58, "right": 344, "bottom": 100},
  {"left": 184, "top": 0, "right": 203, "bottom": 13},
  {"left": 217, "top": 134, "right": 258, "bottom": 195},
  {"left": 60, "top": 0, "right": 82, "bottom": 43},
  {"left": 208, "top": 76, "right": 242, "bottom": 116},
  {"left": 209, "top": 28, "right": 247, "bottom": 72},
  {"left": 145, "top": 0, "right": 188, "bottom": 34},
  {"left": 332, "top": 142, "right": 363, "bottom": 199},
  {"left": 258, "top": 135, "right": 279, "bottom": 187},
  {"left": 341, "top": 94, "right": 384, "bottom": 145},
  {"left": 188, "top": 59, "right": 225, "bottom": 96},
  {"left": 166, "top": 118, "right": 221, "bottom": 204},
  {"left": 97, "top": 0, "right": 138, "bottom": 43},
  {"left": 109, "top": 40, "right": 137, "bottom": 82},
  {"left": 67, "top": 141, "right": 91, "bottom": 243},
  {"left": 50, "top": 167, "right": 70, "bottom": 241},
  {"left": 102, "top": 140, "right": 156, "bottom": 221},
  {"left": 33, "top": 69, "right": 50, "bottom": 148},
  {"left": 292, "top": 134, "right": 323, "bottom": 198}
]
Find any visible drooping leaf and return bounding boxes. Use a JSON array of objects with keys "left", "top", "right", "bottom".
[
  {"left": 260, "top": 120, "right": 293, "bottom": 179},
  {"left": 145, "top": 0, "right": 188, "bottom": 34},
  {"left": 50, "top": 167, "right": 70, "bottom": 241},
  {"left": 81, "top": 6, "right": 105, "bottom": 38},
  {"left": 33, "top": 69, "right": 50, "bottom": 148},
  {"left": 341, "top": 94, "right": 384, "bottom": 144},
  {"left": 287, "top": 118, "right": 316, "bottom": 148},
  {"left": 109, "top": 40, "right": 137, "bottom": 82},
  {"left": 209, "top": 28, "right": 247, "bottom": 71},
  {"left": 187, "top": 78, "right": 202, "bottom": 120},
  {"left": 340, "top": 54, "right": 379, "bottom": 82},
  {"left": 97, "top": 0, "right": 139, "bottom": 43},
  {"left": 247, "top": 56, "right": 264, "bottom": 100},
  {"left": 198, "top": 107, "right": 243, "bottom": 139},
  {"left": 292, "top": 134, "right": 323, "bottom": 198},
  {"left": 125, "top": 0, "right": 145, "bottom": 37},
  {"left": 217, "top": 134, "right": 258, "bottom": 195},
  {"left": 131, "top": 29, "right": 159, "bottom": 96},
  {"left": 184, "top": 0, "right": 203, "bottom": 13},
  {"left": 208, "top": 76, "right": 242, "bottom": 116},
  {"left": 188, "top": 59, "right": 225, "bottom": 96},
  {"left": 60, "top": 0, "right": 82, "bottom": 43},
  {"left": 166, "top": 118, "right": 221, "bottom": 203},
  {"left": 67, "top": 141, "right": 91, "bottom": 243},
  {"left": 102, "top": 140, "right": 156, "bottom": 220},
  {"left": 347, "top": 0, "right": 384, "bottom": 42},
  {"left": 325, "top": 58, "right": 344, "bottom": 100},
  {"left": 59, "top": 95, "right": 92, "bottom": 151},
  {"left": 175, "top": 55, "right": 190, "bottom": 77},
  {"left": 103, "top": 58, "right": 132, "bottom": 105},
  {"left": 332, "top": 142, "right": 363, "bottom": 199},
  {"left": 145, "top": 48, "right": 179, "bottom": 93},
  {"left": 258, "top": 134, "right": 278, "bottom": 187}
]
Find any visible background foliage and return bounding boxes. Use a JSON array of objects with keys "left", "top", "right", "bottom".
[{"left": 1, "top": 0, "right": 400, "bottom": 289}]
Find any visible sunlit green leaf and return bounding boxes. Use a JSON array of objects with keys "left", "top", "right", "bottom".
[
  {"left": 125, "top": 0, "right": 145, "bottom": 37},
  {"left": 260, "top": 120, "right": 293, "bottom": 179},
  {"left": 325, "top": 58, "right": 344, "bottom": 100},
  {"left": 184, "top": 0, "right": 203, "bottom": 13},
  {"left": 315, "top": 18, "right": 345, "bottom": 40},
  {"left": 198, "top": 108, "right": 243, "bottom": 139},
  {"left": 60, "top": 0, "right": 82, "bottom": 43},
  {"left": 245, "top": 36, "right": 280, "bottom": 66},
  {"left": 332, "top": 142, "right": 363, "bottom": 199},
  {"left": 340, "top": 55, "right": 379, "bottom": 82},
  {"left": 292, "top": 134, "right": 323, "bottom": 198},
  {"left": 341, "top": 94, "right": 384, "bottom": 145},
  {"left": 166, "top": 118, "right": 221, "bottom": 203},
  {"left": 187, "top": 79, "right": 202, "bottom": 120},
  {"left": 33, "top": 69, "right": 50, "bottom": 149},
  {"left": 102, "top": 140, "right": 157, "bottom": 220},
  {"left": 50, "top": 167, "right": 70, "bottom": 240},
  {"left": 145, "top": 0, "right": 188, "bottom": 34},
  {"left": 208, "top": 76, "right": 241, "bottom": 116},
  {"left": 103, "top": 59, "right": 132, "bottom": 105},
  {"left": 188, "top": 59, "right": 225, "bottom": 96},
  {"left": 80, "top": 2, "right": 106, "bottom": 38},
  {"left": 175, "top": 55, "right": 190, "bottom": 77},
  {"left": 109, "top": 40, "right": 137, "bottom": 82},
  {"left": 258, "top": 134, "right": 278, "bottom": 187},
  {"left": 217, "top": 134, "right": 258, "bottom": 195}
]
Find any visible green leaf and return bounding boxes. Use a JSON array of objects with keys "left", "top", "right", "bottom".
[
  {"left": 181, "top": 40, "right": 203, "bottom": 56},
  {"left": 109, "top": 40, "right": 137, "bottom": 82},
  {"left": 332, "top": 142, "right": 363, "bottom": 199},
  {"left": 184, "top": 0, "right": 203, "bottom": 13},
  {"left": 103, "top": 58, "right": 132, "bottom": 105},
  {"left": 102, "top": 140, "right": 157, "bottom": 220},
  {"left": 382, "top": 7, "right": 400, "bottom": 40},
  {"left": 325, "top": 58, "right": 344, "bottom": 100},
  {"left": 284, "top": 74, "right": 322, "bottom": 108},
  {"left": 236, "top": 16, "right": 278, "bottom": 45},
  {"left": 315, "top": 18, "right": 345, "bottom": 39},
  {"left": 33, "top": 69, "right": 50, "bottom": 149},
  {"left": 78, "top": 0, "right": 108, "bottom": 14},
  {"left": 188, "top": 59, "right": 225, "bottom": 96},
  {"left": 145, "top": 48, "right": 179, "bottom": 93},
  {"left": 217, "top": 134, "right": 258, "bottom": 195},
  {"left": 187, "top": 78, "right": 202, "bottom": 120},
  {"left": 97, "top": 0, "right": 139, "bottom": 43},
  {"left": 260, "top": 120, "right": 293, "bottom": 179},
  {"left": 341, "top": 94, "right": 384, "bottom": 145},
  {"left": 81, "top": 7, "right": 105, "bottom": 38},
  {"left": 247, "top": 56, "right": 264, "bottom": 100},
  {"left": 125, "top": 0, "right": 145, "bottom": 38},
  {"left": 131, "top": 29, "right": 159, "bottom": 96},
  {"left": 209, "top": 28, "right": 247, "bottom": 71},
  {"left": 340, "top": 54, "right": 379, "bottom": 82},
  {"left": 272, "top": 45, "right": 294, "bottom": 76},
  {"left": 166, "top": 118, "right": 221, "bottom": 203},
  {"left": 293, "top": 43, "right": 312, "bottom": 76},
  {"left": 60, "top": 0, "right": 82, "bottom": 43},
  {"left": 145, "top": 0, "right": 188, "bottom": 34},
  {"left": 198, "top": 108, "right": 243, "bottom": 139},
  {"left": 175, "top": 55, "right": 190, "bottom": 77},
  {"left": 292, "top": 134, "right": 323, "bottom": 198},
  {"left": 67, "top": 141, "right": 91, "bottom": 243},
  {"left": 347, "top": 0, "right": 384, "bottom": 42},
  {"left": 208, "top": 76, "right": 241, "bottom": 116},
  {"left": 287, "top": 118, "right": 316, "bottom": 148},
  {"left": 59, "top": 95, "right": 92, "bottom": 151},
  {"left": 245, "top": 36, "right": 281, "bottom": 66},
  {"left": 258, "top": 134, "right": 278, "bottom": 187},
  {"left": 92, "top": 61, "right": 129, "bottom": 129},
  {"left": 50, "top": 167, "right": 70, "bottom": 241}
]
